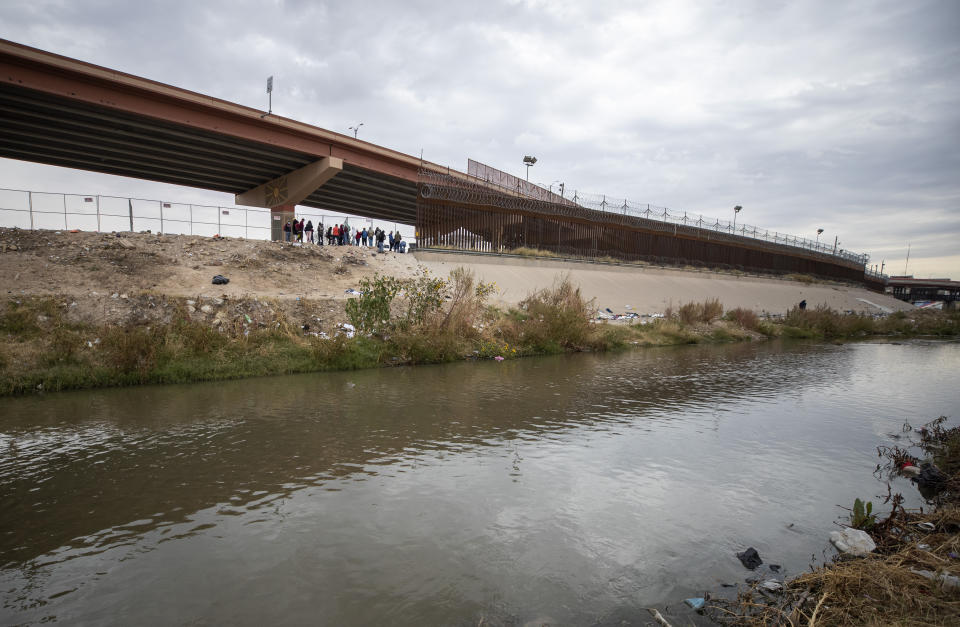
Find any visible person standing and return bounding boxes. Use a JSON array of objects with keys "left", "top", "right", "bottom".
[
  {"left": 395, "top": 231, "right": 402, "bottom": 253},
  {"left": 376, "top": 228, "right": 385, "bottom": 252},
  {"left": 283, "top": 220, "right": 291, "bottom": 242},
  {"left": 388, "top": 231, "right": 394, "bottom": 252},
  {"left": 305, "top": 220, "right": 314, "bottom": 244}
]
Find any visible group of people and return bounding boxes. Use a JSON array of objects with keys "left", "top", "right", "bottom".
[{"left": 282, "top": 218, "right": 406, "bottom": 252}]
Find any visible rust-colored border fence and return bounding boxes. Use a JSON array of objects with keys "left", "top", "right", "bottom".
[{"left": 417, "top": 171, "right": 869, "bottom": 283}]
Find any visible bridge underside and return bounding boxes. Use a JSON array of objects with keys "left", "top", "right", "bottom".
[
  {"left": 417, "top": 172, "right": 866, "bottom": 283},
  {"left": 0, "top": 83, "right": 417, "bottom": 223}
]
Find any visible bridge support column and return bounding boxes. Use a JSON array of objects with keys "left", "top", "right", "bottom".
[{"left": 237, "top": 157, "right": 344, "bottom": 241}]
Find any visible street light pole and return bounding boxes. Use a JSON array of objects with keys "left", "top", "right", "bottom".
[
  {"left": 522, "top": 155, "right": 537, "bottom": 181},
  {"left": 816, "top": 228, "right": 824, "bottom": 246},
  {"left": 349, "top": 122, "right": 364, "bottom": 138},
  {"left": 733, "top": 205, "right": 742, "bottom": 232}
]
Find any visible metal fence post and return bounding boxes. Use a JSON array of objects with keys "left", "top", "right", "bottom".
[
  {"left": 160, "top": 201, "right": 164, "bottom": 234},
  {"left": 28, "top": 191, "right": 34, "bottom": 230},
  {"left": 96, "top": 195, "right": 101, "bottom": 232},
  {"left": 244, "top": 207, "right": 248, "bottom": 239},
  {"left": 189, "top": 205, "right": 193, "bottom": 235},
  {"left": 128, "top": 199, "right": 134, "bottom": 232},
  {"left": 63, "top": 193, "right": 68, "bottom": 230},
  {"left": 218, "top": 208, "right": 221, "bottom": 235}
]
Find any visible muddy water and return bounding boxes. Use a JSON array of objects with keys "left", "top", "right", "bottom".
[{"left": 1, "top": 340, "right": 958, "bottom": 625}]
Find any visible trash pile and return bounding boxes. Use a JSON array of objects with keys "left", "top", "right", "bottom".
[{"left": 595, "top": 306, "right": 665, "bottom": 322}]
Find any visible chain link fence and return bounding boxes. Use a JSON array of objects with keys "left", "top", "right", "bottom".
[{"left": 0, "top": 188, "right": 416, "bottom": 242}]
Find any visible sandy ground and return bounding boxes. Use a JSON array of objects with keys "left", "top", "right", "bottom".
[
  {"left": 0, "top": 229, "right": 911, "bottom": 331},
  {"left": 0, "top": 228, "right": 420, "bottom": 299},
  {"left": 416, "top": 251, "right": 913, "bottom": 316}
]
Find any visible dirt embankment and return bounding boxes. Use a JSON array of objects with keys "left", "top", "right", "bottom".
[
  {"left": 0, "top": 228, "right": 421, "bottom": 336},
  {"left": 1, "top": 228, "right": 913, "bottom": 337}
]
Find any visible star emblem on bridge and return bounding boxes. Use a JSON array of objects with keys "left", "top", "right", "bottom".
[{"left": 264, "top": 177, "right": 288, "bottom": 206}]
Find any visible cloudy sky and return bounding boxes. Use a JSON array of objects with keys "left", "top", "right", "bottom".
[{"left": 1, "top": 0, "right": 958, "bottom": 277}]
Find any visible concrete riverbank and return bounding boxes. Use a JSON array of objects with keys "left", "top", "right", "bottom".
[{"left": 415, "top": 250, "right": 912, "bottom": 316}]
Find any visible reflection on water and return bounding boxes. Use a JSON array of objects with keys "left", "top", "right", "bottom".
[{"left": 1, "top": 340, "right": 958, "bottom": 625}]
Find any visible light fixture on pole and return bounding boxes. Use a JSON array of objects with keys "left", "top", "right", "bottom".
[
  {"left": 816, "top": 228, "right": 824, "bottom": 245},
  {"left": 523, "top": 155, "right": 537, "bottom": 181},
  {"left": 349, "top": 122, "right": 364, "bottom": 138},
  {"left": 733, "top": 205, "right": 742, "bottom": 231},
  {"left": 261, "top": 76, "right": 274, "bottom": 118}
]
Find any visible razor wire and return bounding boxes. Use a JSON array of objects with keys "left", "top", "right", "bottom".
[{"left": 451, "top": 168, "right": 869, "bottom": 267}]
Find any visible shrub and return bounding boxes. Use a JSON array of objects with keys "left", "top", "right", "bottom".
[
  {"left": 677, "top": 299, "right": 723, "bottom": 324},
  {"left": 344, "top": 274, "right": 403, "bottom": 335},
  {"left": 726, "top": 307, "right": 760, "bottom": 331},
  {"left": 100, "top": 325, "right": 158, "bottom": 378},
  {"left": 505, "top": 276, "right": 593, "bottom": 352}
]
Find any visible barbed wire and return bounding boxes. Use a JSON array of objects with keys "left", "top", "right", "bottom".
[{"left": 453, "top": 170, "right": 868, "bottom": 267}]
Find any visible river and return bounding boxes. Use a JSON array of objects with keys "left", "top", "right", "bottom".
[{"left": 1, "top": 339, "right": 958, "bottom": 625}]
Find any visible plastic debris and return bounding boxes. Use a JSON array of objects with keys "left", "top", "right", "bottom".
[
  {"left": 684, "top": 597, "right": 705, "bottom": 610},
  {"left": 746, "top": 564, "right": 784, "bottom": 584},
  {"left": 646, "top": 608, "right": 673, "bottom": 627},
  {"left": 494, "top": 356, "right": 505, "bottom": 362},
  {"left": 737, "top": 547, "right": 763, "bottom": 569},
  {"left": 212, "top": 274, "right": 229, "bottom": 285},
  {"left": 916, "top": 463, "right": 948, "bottom": 490},
  {"left": 830, "top": 528, "right": 876, "bottom": 556},
  {"left": 916, "top": 521, "right": 936, "bottom": 532},
  {"left": 759, "top": 580, "right": 783, "bottom": 593},
  {"left": 910, "top": 569, "right": 960, "bottom": 591},
  {"left": 900, "top": 465, "right": 921, "bottom": 477}
]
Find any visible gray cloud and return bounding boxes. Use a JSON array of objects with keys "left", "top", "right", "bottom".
[{"left": 1, "top": 0, "right": 958, "bottom": 276}]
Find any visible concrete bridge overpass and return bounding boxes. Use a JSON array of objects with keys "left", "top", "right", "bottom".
[{"left": 0, "top": 38, "right": 440, "bottom": 231}]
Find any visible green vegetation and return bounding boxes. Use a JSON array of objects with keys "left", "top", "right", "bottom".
[
  {"left": 1, "top": 276, "right": 958, "bottom": 396},
  {"left": 780, "top": 304, "right": 960, "bottom": 340},
  {"left": 849, "top": 497, "right": 876, "bottom": 530}
]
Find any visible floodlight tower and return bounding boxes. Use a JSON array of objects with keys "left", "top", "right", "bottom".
[{"left": 523, "top": 155, "right": 537, "bottom": 181}]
